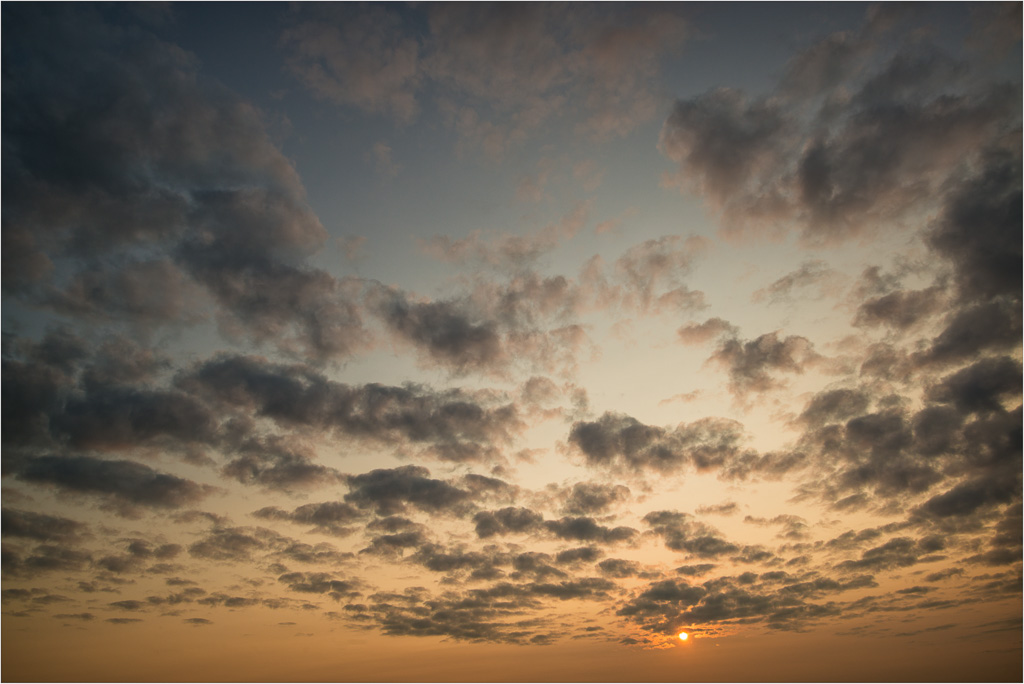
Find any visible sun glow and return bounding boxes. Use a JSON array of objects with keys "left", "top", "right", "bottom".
[{"left": 678, "top": 632, "right": 689, "bottom": 641}]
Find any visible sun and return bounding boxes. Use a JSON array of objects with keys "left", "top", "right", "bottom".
[{"left": 678, "top": 631, "right": 689, "bottom": 641}]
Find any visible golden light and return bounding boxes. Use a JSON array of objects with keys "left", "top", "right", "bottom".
[{"left": 678, "top": 631, "right": 689, "bottom": 641}]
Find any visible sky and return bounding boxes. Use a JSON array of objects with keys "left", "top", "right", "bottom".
[{"left": 1, "top": 2, "right": 1021, "bottom": 682}]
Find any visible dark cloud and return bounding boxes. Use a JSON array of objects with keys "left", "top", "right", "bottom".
[
  {"left": 927, "top": 356, "right": 1022, "bottom": 414},
  {"left": 836, "top": 537, "right": 942, "bottom": 572},
  {"left": 278, "top": 572, "right": 359, "bottom": 599},
  {"left": 921, "top": 300, "right": 1022, "bottom": 366},
  {"left": 660, "top": 17, "right": 1020, "bottom": 246},
  {"left": 597, "top": 558, "right": 641, "bottom": 578},
  {"left": 188, "top": 528, "right": 274, "bottom": 563},
  {"left": 2, "top": 4, "right": 366, "bottom": 358},
  {"left": 223, "top": 436, "right": 342, "bottom": 491},
  {"left": 2, "top": 543, "right": 92, "bottom": 577},
  {"left": 188, "top": 525, "right": 352, "bottom": 569},
  {"left": 53, "top": 385, "right": 218, "bottom": 454},
  {"left": 675, "top": 564, "right": 715, "bottom": 577},
  {"left": 253, "top": 501, "right": 365, "bottom": 537},
  {"left": 542, "top": 517, "right": 636, "bottom": 544},
  {"left": 511, "top": 552, "right": 566, "bottom": 580},
  {"left": 567, "top": 412, "right": 749, "bottom": 474},
  {"left": 710, "top": 332, "right": 821, "bottom": 396},
  {"left": 854, "top": 287, "right": 946, "bottom": 330},
  {"left": 181, "top": 354, "right": 521, "bottom": 463},
  {"left": 554, "top": 547, "right": 603, "bottom": 565},
  {"left": 344, "top": 466, "right": 473, "bottom": 516},
  {"left": 473, "top": 507, "right": 545, "bottom": 539},
  {"left": 561, "top": 482, "right": 630, "bottom": 516},
  {"left": 10, "top": 455, "right": 211, "bottom": 514},
  {"left": 619, "top": 566, "right": 881, "bottom": 639},
  {"left": 1, "top": 508, "right": 87, "bottom": 542},
  {"left": 643, "top": 511, "right": 739, "bottom": 558},
  {"left": 928, "top": 150, "right": 1022, "bottom": 305},
  {"left": 360, "top": 530, "right": 429, "bottom": 556},
  {"left": 373, "top": 290, "right": 506, "bottom": 375},
  {"left": 798, "top": 388, "right": 872, "bottom": 427}
]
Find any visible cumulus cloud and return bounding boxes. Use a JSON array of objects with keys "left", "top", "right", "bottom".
[
  {"left": 567, "top": 412, "right": 752, "bottom": 475},
  {"left": 253, "top": 501, "right": 365, "bottom": 537},
  {"left": 343, "top": 466, "right": 475, "bottom": 516},
  {"left": 2, "top": 4, "right": 367, "bottom": 359},
  {"left": 10, "top": 455, "right": 211, "bottom": 515},
  {"left": 181, "top": 353, "right": 522, "bottom": 463},
  {"left": 659, "top": 13, "right": 1021, "bottom": 246},
  {"left": 709, "top": 332, "right": 822, "bottom": 396}
]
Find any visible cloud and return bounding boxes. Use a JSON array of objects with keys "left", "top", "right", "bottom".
[
  {"left": 659, "top": 13, "right": 1021, "bottom": 246},
  {"left": 597, "top": 558, "right": 641, "bottom": 578},
  {"left": 797, "top": 388, "right": 872, "bottom": 427},
  {"left": 418, "top": 202, "right": 590, "bottom": 272},
  {"left": 618, "top": 566, "right": 882, "bottom": 640},
  {"left": 643, "top": 511, "right": 739, "bottom": 559},
  {"left": 277, "top": 572, "right": 359, "bottom": 599},
  {"left": 181, "top": 354, "right": 522, "bottom": 462},
  {"left": 560, "top": 482, "right": 631, "bottom": 516},
  {"left": 854, "top": 286, "right": 946, "bottom": 330},
  {"left": 282, "top": 4, "right": 689, "bottom": 153},
  {"left": 253, "top": 501, "right": 365, "bottom": 537},
  {"left": 10, "top": 455, "right": 211, "bottom": 515},
  {"left": 343, "top": 466, "right": 474, "bottom": 516},
  {"left": 2, "top": 4, "right": 366, "bottom": 359},
  {"left": 677, "top": 318, "right": 739, "bottom": 346},
  {"left": 1, "top": 508, "right": 88, "bottom": 542},
  {"left": 709, "top": 332, "right": 821, "bottom": 396},
  {"left": 372, "top": 291, "right": 508, "bottom": 375},
  {"left": 473, "top": 507, "right": 545, "bottom": 539},
  {"left": 920, "top": 299, "right": 1022, "bottom": 366},
  {"left": 752, "top": 261, "right": 840, "bottom": 304},
  {"left": 554, "top": 547, "right": 603, "bottom": 566},
  {"left": 2, "top": 543, "right": 92, "bottom": 578},
  {"left": 567, "top": 412, "right": 751, "bottom": 475},
  {"left": 222, "top": 436, "right": 342, "bottom": 491},
  {"left": 927, "top": 356, "right": 1022, "bottom": 414},
  {"left": 282, "top": 4, "right": 421, "bottom": 122},
  {"left": 542, "top": 516, "right": 636, "bottom": 544}
]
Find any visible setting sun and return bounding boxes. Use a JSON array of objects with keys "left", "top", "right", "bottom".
[{"left": 679, "top": 632, "right": 689, "bottom": 641}]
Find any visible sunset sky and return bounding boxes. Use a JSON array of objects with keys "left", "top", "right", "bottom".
[{"left": 2, "top": 3, "right": 1021, "bottom": 681}]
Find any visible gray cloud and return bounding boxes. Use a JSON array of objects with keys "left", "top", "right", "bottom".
[
  {"left": 561, "top": 482, "right": 630, "bottom": 516},
  {"left": 710, "top": 332, "right": 821, "bottom": 396},
  {"left": 567, "top": 412, "right": 750, "bottom": 474},
  {"left": 253, "top": 501, "right": 365, "bottom": 537},
  {"left": 1, "top": 508, "right": 88, "bottom": 542},
  {"left": 2, "top": 4, "right": 366, "bottom": 359},
  {"left": 643, "top": 511, "right": 739, "bottom": 559},
  {"left": 182, "top": 354, "right": 522, "bottom": 463},
  {"left": 473, "top": 507, "right": 545, "bottom": 539},
  {"left": 10, "top": 454, "right": 211, "bottom": 514},
  {"left": 343, "top": 466, "right": 474, "bottom": 516},
  {"left": 542, "top": 517, "right": 636, "bottom": 544},
  {"left": 660, "top": 14, "right": 1020, "bottom": 246}
]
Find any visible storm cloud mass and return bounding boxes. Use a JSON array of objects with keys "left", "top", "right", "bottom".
[{"left": 1, "top": 4, "right": 1019, "bottom": 683}]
